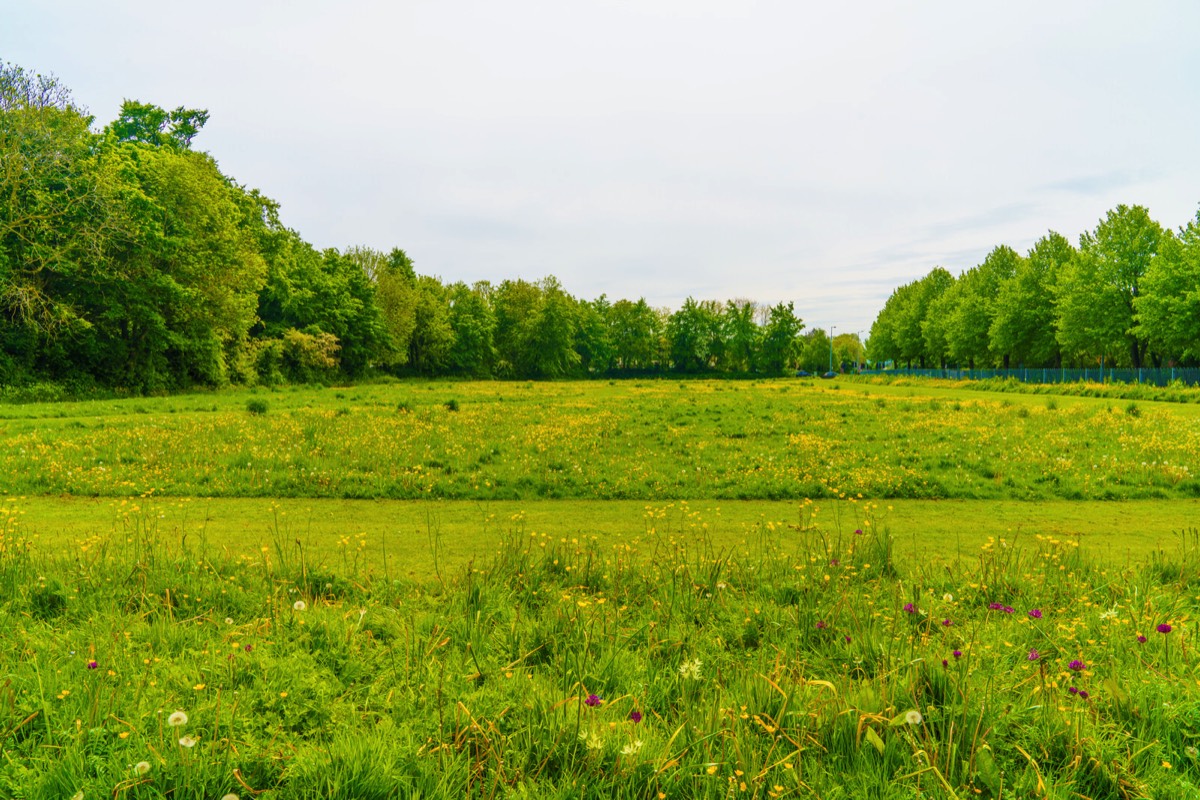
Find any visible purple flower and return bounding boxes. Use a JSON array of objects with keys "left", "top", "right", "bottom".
[
  {"left": 1027, "top": 649, "right": 1039, "bottom": 661},
  {"left": 628, "top": 710, "right": 642, "bottom": 723},
  {"left": 829, "top": 558, "right": 839, "bottom": 566},
  {"left": 952, "top": 649, "right": 962, "bottom": 659},
  {"left": 854, "top": 529, "right": 863, "bottom": 535},
  {"left": 1079, "top": 690, "right": 1090, "bottom": 700},
  {"left": 244, "top": 644, "right": 253, "bottom": 652},
  {"left": 844, "top": 635, "right": 852, "bottom": 643},
  {"left": 1068, "top": 659, "right": 1085, "bottom": 672},
  {"left": 1137, "top": 635, "right": 1147, "bottom": 644},
  {"left": 988, "top": 602, "right": 1003, "bottom": 611},
  {"left": 942, "top": 619, "right": 953, "bottom": 627},
  {"left": 584, "top": 694, "right": 602, "bottom": 707},
  {"left": 1068, "top": 686, "right": 1079, "bottom": 695},
  {"left": 1157, "top": 623, "right": 1173, "bottom": 634},
  {"left": 1002, "top": 606, "right": 1014, "bottom": 615},
  {"left": 86, "top": 660, "right": 98, "bottom": 670},
  {"left": 1028, "top": 609, "right": 1043, "bottom": 619},
  {"left": 903, "top": 603, "right": 916, "bottom": 614},
  {"left": 816, "top": 620, "right": 827, "bottom": 630},
  {"left": 941, "top": 659, "right": 949, "bottom": 668}
]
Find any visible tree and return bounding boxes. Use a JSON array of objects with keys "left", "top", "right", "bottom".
[
  {"left": 447, "top": 281, "right": 495, "bottom": 376},
  {"left": 609, "top": 298, "right": 661, "bottom": 370},
  {"left": 407, "top": 275, "right": 455, "bottom": 373},
  {"left": 797, "top": 328, "right": 832, "bottom": 374},
  {"left": 107, "top": 100, "right": 209, "bottom": 150},
  {"left": 722, "top": 300, "right": 761, "bottom": 372},
  {"left": 895, "top": 268, "right": 953, "bottom": 368},
  {"left": 1135, "top": 209, "right": 1200, "bottom": 362},
  {"left": 757, "top": 301, "right": 804, "bottom": 374},
  {"left": 666, "top": 298, "right": 717, "bottom": 372},
  {"left": 989, "top": 232, "right": 1073, "bottom": 367},
  {"left": 361, "top": 247, "right": 418, "bottom": 368},
  {"left": 943, "top": 246, "right": 1022, "bottom": 368}
]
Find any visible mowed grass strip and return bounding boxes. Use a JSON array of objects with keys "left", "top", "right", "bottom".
[
  {"left": 1, "top": 378, "right": 1199, "bottom": 500},
  {"left": 10, "top": 495, "right": 1198, "bottom": 578}
]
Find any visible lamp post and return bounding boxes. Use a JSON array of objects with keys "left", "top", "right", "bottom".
[{"left": 829, "top": 326, "right": 835, "bottom": 374}]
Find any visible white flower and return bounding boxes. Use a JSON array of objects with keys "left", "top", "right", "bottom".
[
  {"left": 221, "top": 794, "right": 240, "bottom": 800},
  {"left": 178, "top": 735, "right": 198, "bottom": 748},
  {"left": 905, "top": 710, "right": 923, "bottom": 726},
  {"left": 224, "top": 617, "right": 234, "bottom": 625},
  {"left": 620, "top": 740, "right": 644, "bottom": 756},
  {"left": 134, "top": 760, "right": 151, "bottom": 774},
  {"left": 678, "top": 658, "right": 703, "bottom": 680},
  {"left": 293, "top": 600, "right": 307, "bottom": 611},
  {"left": 577, "top": 730, "right": 603, "bottom": 750},
  {"left": 167, "top": 710, "right": 188, "bottom": 727},
  {"left": 942, "top": 593, "right": 954, "bottom": 603}
]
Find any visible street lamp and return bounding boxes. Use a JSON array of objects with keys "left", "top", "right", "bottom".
[{"left": 829, "top": 326, "right": 835, "bottom": 374}]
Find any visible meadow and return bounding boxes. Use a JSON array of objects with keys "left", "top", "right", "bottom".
[{"left": 3, "top": 378, "right": 1200, "bottom": 798}]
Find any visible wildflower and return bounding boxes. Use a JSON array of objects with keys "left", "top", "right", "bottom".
[
  {"left": 134, "top": 761, "right": 151, "bottom": 775},
  {"left": 815, "top": 620, "right": 827, "bottom": 630},
  {"left": 244, "top": 644, "right": 253, "bottom": 652},
  {"left": 577, "top": 730, "right": 603, "bottom": 750},
  {"left": 1079, "top": 690, "right": 1090, "bottom": 700},
  {"left": 844, "top": 635, "right": 852, "bottom": 643},
  {"left": 1187, "top": 746, "right": 1198, "bottom": 759},
  {"left": 941, "top": 659, "right": 949, "bottom": 668},
  {"left": 178, "top": 735, "right": 197, "bottom": 748},
  {"left": 1068, "top": 686, "right": 1079, "bottom": 695},
  {"left": 988, "top": 602, "right": 1003, "bottom": 611},
  {"left": 1002, "top": 606, "right": 1014, "bottom": 614},
  {"left": 942, "top": 593, "right": 954, "bottom": 603},
  {"left": 854, "top": 529, "right": 863, "bottom": 535},
  {"left": 903, "top": 603, "right": 916, "bottom": 614},
  {"left": 1068, "top": 659, "right": 1085, "bottom": 672},
  {"left": 293, "top": 600, "right": 307, "bottom": 611},
  {"left": 941, "top": 619, "right": 952, "bottom": 627},
  {"left": 628, "top": 710, "right": 643, "bottom": 723},
  {"left": 1028, "top": 649, "right": 1039, "bottom": 661},
  {"left": 224, "top": 617, "right": 234, "bottom": 625},
  {"left": 1158, "top": 623, "right": 1173, "bottom": 634},
  {"left": 221, "top": 795, "right": 240, "bottom": 800},
  {"left": 829, "top": 558, "right": 839, "bottom": 566},
  {"left": 167, "top": 711, "right": 188, "bottom": 727},
  {"left": 679, "top": 658, "right": 703, "bottom": 680},
  {"left": 905, "top": 710, "right": 923, "bottom": 725},
  {"left": 584, "top": 694, "right": 602, "bottom": 707},
  {"left": 1028, "top": 609, "right": 1043, "bottom": 619},
  {"left": 620, "top": 740, "right": 644, "bottom": 756},
  {"left": 952, "top": 649, "right": 962, "bottom": 659},
  {"left": 86, "top": 660, "right": 98, "bottom": 670},
  {"left": 1137, "top": 634, "right": 1147, "bottom": 644}
]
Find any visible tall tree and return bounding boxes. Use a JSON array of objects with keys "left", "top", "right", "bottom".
[
  {"left": 1135, "top": 209, "right": 1200, "bottom": 363},
  {"left": 989, "top": 232, "right": 1073, "bottom": 367},
  {"left": 757, "top": 301, "right": 804, "bottom": 374}
]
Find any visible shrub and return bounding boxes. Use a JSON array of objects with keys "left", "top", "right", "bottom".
[{"left": 247, "top": 399, "right": 269, "bottom": 415}]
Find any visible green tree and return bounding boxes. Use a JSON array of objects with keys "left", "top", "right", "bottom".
[
  {"left": 447, "top": 281, "right": 495, "bottom": 377},
  {"left": 609, "top": 298, "right": 661, "bottom": 370},
  {"left": 757, "top": 301, "right": 804, "bottom": 374},
  {"left": 722, "top": 300, "right": 761, "bottom": 372},
  {"left": 989, "top": 232, "right": 1073, "bottom": 367},
  {"left": 1135, "top": 209, "right": 1200, "bottom": 363},
  {"left": 945, "top": 245, "right": 1022, "bottom": 368}
]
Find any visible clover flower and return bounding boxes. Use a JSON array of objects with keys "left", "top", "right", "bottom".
[
  {"left": 86, "top": 660, "right": 98, "bottom": 670},
  {"left": 584, "top": 694, "right": 602, "bottom": 707},
  {"left": 628, "top": 710, "right": 642, "bottom": 723},
  {"left": 903, "top": 603, "right": 916, "bottom": 614},
  {"left": 1068, "top": 659, "right": 1085, "bottom": 672},
  {"left": 952, "top": 649, "right": 962, "bottom": 659},
  {"left": 1028, "top": 608, "right": 1042, "bottom": 619},
  {"left": 1027, "top": 649, "right": 1039, "bottom": 661},
  {"left": 988, "top": 602, "right": 1003, "bottom": 610},
  {"left": 1158, "top": 623, "right": 1173, "bottom": 634}
]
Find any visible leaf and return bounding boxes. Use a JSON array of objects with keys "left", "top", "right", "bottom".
[{"left": 865, "top": 726, "right": 885, "bottom": 754}]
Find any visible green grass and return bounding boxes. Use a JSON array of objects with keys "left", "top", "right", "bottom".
[
  {"left": 2, "top": 378, "right": 1199, "bottom": 500},
  {"left": 3, "top": 504, "right": 1200, "bottom": 798}
]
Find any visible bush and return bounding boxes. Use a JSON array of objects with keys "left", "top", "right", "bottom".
[{"left": 247, "top": 399, "right": 269, "bottom": 415}]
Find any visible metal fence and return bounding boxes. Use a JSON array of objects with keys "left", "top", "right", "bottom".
[{"left": 862, "top": 367, "right": 1200, "bottom": 387}]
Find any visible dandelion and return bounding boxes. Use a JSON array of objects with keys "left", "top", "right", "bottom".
[
  {"left": 628, "top": 710, "right": 642, "bottom": 723},
  {"left": 679, "top": 658, "right": 703, "bottom": 680},
  {"left": 1028, "top": 649, "right": 1039, "bottom": 661},
  {"left": 620, "top": 740, "right": 644, "bottom": 756},
  {"left": 1157, "top": 623, "right": 1173, "bottom": 634},
  {"left": 134, "top": 761, "right": 151, "bottom": 775},
  {"left": 224, "top": 617, "right": 234, "bottom": 625},
  {"left": 1068, "top": 659, "right": 1085, "bottom": 672},
  {"left": 86, "top": 660, "right": 98, "bottom": 670},
  {"left": 178, "top": 735, "right": 197, "bottom": 748},
  {"left": 293, "top": 600, "right": 307, "bottom": 611},
  {"left": 167, "top": 710, "right": 188, "bottom": 727},
  {"left": 1028, "top": 608, "right": 1043, "bottom": 619},
  {"left": 584, "top": 694, "right": 602, "bottom": 707},
  {"left": 905, "top": 710, "right": 923, "bottom": 725}
]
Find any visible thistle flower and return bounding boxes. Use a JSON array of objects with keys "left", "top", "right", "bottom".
[
  {"left": 941, "top": 618, "right": 952, "bottom": 627},
  {"left": 952, "top": 649, "right": 962, "bottom": 659},
  {"left": 1079, "top": 690, "right": 1090, "bottom": 700},
  {"left": 988, "top": 602, "right": 1003, "bottom": 610},
  {"left": 1068, "top": 659, "right": 1085, "bottom": 672},
  {"left": 815, "top": 620, "right": 827, "bottom": 629},
  {"left": 1068, "top": 686, "right": 1079, "bottom": 695},
  {"left": 844, "top": 635, "right": 852, "bottom": 643},
  {"left": 1002, "top": 606, "right": 1014, "bottom": 614},
  {"left": 1028, "top": 608, "right": 1043, "bottom": 619},
  {"left": 167, "top": 711, "right": 188, "bottom": 727},
  {"left": 854, "top": 529, "right": 863, "bottom": 535},
  {"left": 86, "top": 660, "right": 98, "bottom": 670},
  {"left": 628, "top": 710, "right": 642, "bottom": 723},
  {"left": 584, "top": 694, "right": 602, "bottom": 707},
  {"left": 1137, "top": 634, "right": 1147, "bottom": 644},
  {"left": 1158, "top": 623, "right": 1173, "bottom": 634}
]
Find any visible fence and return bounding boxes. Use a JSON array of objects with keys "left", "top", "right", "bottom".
[{"left": 862, "top": 367, "right": 1200, "bottom": 387}]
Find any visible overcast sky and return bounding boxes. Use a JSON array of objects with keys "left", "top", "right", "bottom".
[{"left": 6, "top": 1, "right": 1200, "bottom": 336}]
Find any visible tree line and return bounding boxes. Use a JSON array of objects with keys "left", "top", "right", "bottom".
[
  {"left": 868, "top": 203, "right": 1200, "bottom": 371},
  {"left": 0, "top": 62, "right": 862, "bottom": 391}
]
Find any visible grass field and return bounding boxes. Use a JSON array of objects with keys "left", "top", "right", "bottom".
[{"left": 3, "top": 377, "right": 1200, "bottom": 798}]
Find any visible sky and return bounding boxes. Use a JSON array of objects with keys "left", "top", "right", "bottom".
[{"left": 5, "top": 1, "right": 1200, "bottom": 337}]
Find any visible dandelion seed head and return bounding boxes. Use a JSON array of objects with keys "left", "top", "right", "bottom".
[
  {"left": 167, "top": 711, "right": 188, "bottom": 727},
  {"left": 905, "top": 710, "right": 923, "bottom": 725}
]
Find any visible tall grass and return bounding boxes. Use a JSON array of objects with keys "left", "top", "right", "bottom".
[{"left": 1, "top": 502, "right": 1197, "bottom": 798}]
